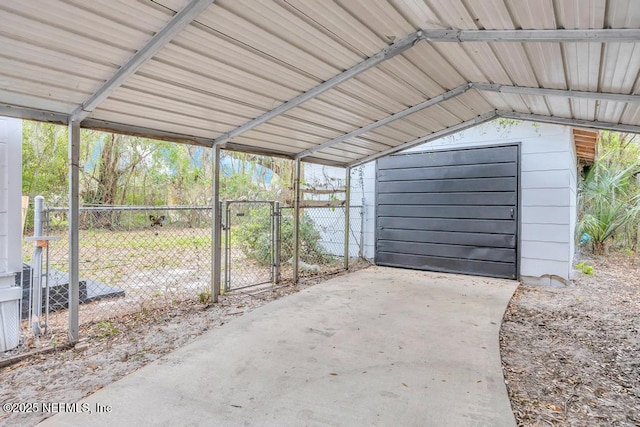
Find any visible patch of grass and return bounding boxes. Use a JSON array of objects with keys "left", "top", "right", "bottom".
[
  {"left": 95, "top": 320, "right": 119, "bottom": 338},
  {"left": 575, "top": 262, "right": 594, "bottom": 275},
  {"left": 199, "top": 289, "right": 211, "bottom": 305},
  {"left": 77, "top": 229, "right": 214, "bottom": 251}
]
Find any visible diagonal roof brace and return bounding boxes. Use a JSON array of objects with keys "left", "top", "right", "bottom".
[
  {"left": 421, "top": 28, "right": 640, "bottom": 43},
  {"left": 295, "top": 83, "right": 473, "bottom": 159},
  {"left": 213, "top": 30, "right": 423, "bottom": 146},
  {"left": 71, "top": 0, "right": 215, "bottom": 122},
  {"left": 497, "top": 110, "right": 640, "bottom": 134},
  {"left": 475, "top": 83, "right": 640, "bottom": 103},
  {"left": 348, "top": 110, "right": 498, "bottom": 167}
]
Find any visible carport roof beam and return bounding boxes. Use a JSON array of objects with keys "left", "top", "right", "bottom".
[
  {"left": 0, "top": 104, "right": 69, "bottom": 124},
  {"left": 71, "top": 0, "right": 215, "bottom": 122},
  {"left": 295, "top": 83, "right": 473, "bottom": 159},
  {"left": 476, "top": 83, "right": 640, "bottom": 103},
  {"left": 497, "top": 111, "right": 640, "bottom": 134},
  {"left": 213, "top": 31, "right": 423, "bottom": 146},
  {"left": 421, "top": 29, "right": 640, "bottom": 43},
  {"left": 348, "top": 110, "right": 498, "bottom": 167}
]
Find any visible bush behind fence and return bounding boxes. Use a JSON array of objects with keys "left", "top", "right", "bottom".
[{"left": 16, "top": 204, "right": 363, "bottom": 346}]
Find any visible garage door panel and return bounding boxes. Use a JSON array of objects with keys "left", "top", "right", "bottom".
[
  {"left": 378, "top": 217, "right": 517, "bottom": 234},
  {"left": 378, "top": 163, "right": 517, "bottom": 181},
  {"left": 377, "top": 205, "right": 514, "bottom": 220},
  {"left": 377, "top": 177, "right": 517, "bottom": 193},
  {"left": 377, "top": 229, "right": 516, "bottom": 248},
  {"left": 376, "top": 252, "right": 516, "bottom": 279},
  {"left": 378, "top": 241, "right": 516, "bottom": 263},
  {"left": 375, "top": 144, "right": 519, "bottom": 279},
  {"left": 377, "top": 192, "right": 517, "bottom": 206},
  {"left": 378, "top": 145, "right": 518, "bottom": 170}
]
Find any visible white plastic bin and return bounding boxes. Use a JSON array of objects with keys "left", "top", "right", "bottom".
[{"left": 0, "top": 286, "right": 21, "bottom": 351}]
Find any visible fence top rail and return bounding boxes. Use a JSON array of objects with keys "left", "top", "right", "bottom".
[
  {"left": 279, "top": 205, "right": 363, "bottom": 209},
  {"left": 46, "top": 205, "right": 214, "bottom": 213},
  {"left": 225, "top": 200, "right": 277, "bottom": 206},
  {"left": 45, "top": 204, "right": 363, "bottom": 213}
]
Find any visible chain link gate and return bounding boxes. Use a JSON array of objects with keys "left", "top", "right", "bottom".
[{"left": 223, "top": 201, "right": 280, "bottom": 291}]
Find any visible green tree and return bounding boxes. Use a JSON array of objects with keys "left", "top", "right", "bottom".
[
  {"left": 22, "top": 121, "right": 69, "bottom": 205},
  {"left": 22, "top": 120, "right": 299, "bottom": 208}
]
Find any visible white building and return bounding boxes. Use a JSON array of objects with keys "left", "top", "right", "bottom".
[
  {"left": 0, "top": 117, "right": 23, "bottom": 350},
  {"left": 307, "top": 120, "right": 589, "bottom": 287}
]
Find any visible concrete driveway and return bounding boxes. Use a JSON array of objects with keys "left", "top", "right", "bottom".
[{"left": 41, "top": 266, "right": 518, "bottom": 427}]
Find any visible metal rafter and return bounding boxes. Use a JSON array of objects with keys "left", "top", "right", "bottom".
[
  {"left": 0, "top": 104, "right": 70, "bottom": 124},
  {"left": 348, "top": 111, "right": 498, "bottom": 167},
  {"left": 295, "top": 83, "right": 473, "bottom": 159},
  {"left": 71, "top": 0, "right": 214, "bottom": 122},
  {"left": 81, "top": 119, "right": 215, "bottom": 148},
  {"left": 213, "top": 31, "right": 423, "bottom": 146},
  {"left": 497, "top": 111, "right": 640, "bottom": 134},
  {"left": 475, "top": 83, "right": 640, "bottom": 103},
  {"left": 421, "top": 29, "right": 640, "bottom": 43}
]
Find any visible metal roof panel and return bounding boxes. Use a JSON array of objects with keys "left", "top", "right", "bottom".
[{"left": 0, "top": 0, "right": 638, "bottom": 167}]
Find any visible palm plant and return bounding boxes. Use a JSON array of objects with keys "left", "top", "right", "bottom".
[{"left": 578, "top": 154, "right": 640, "bottom": 255}]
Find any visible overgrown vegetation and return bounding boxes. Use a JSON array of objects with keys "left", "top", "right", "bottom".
[
  {"left": 22, "top": 121, "right": 336, "bottom": 265},
  {"left": 234, "top": 208, "right": 331, "bottom": 266},
  {"left": 578, "top": 131, "right": 640, "bottom": 255}
]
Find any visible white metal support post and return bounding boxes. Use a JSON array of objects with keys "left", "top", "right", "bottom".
[
  {"left": 31, "top": 196, "right": 45, "bottom": 336},
  {"left": 211, "top": 145, "right": 221, "bottom": 303},
  {"left": 68, "top": 120, "right": 80, "bottom": 343},
  {"left": 273, "top": 201, "right": 280, "bottom": 284},
  {"left": 293, "top": 159, "right": 301, "bottom": 284},
  {"left": 344, "top": 166, "right": 351, "bottom": 271}
]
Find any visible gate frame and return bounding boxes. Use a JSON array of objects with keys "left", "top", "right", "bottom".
[{"left": 223, "top": 200, "right": 280, "bottom": 292}]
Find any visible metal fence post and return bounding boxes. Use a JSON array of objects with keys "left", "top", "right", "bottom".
[
  {"left": 344, "top": 166, "right": 351, "bottom": 271},
  {"left": 273, "top": 201, "right": 280, "bottom": 284},
  {"left": 68, "top": 120, "right": 80, "bottom": 343},
  {"left": 211, "top": 145, "right": 221, "bottom": 303},
  {"left": 293, "top": 159, "right": 301, "bottom": 284},
  {"left": 360, "top": 198, "right": 365, "bottom": 259},
  {"left": 224, "top": 201, "right": 230, "bottom": 292},
  {"left": 31, "top": 196, "right": 45, "bottom": 335}
]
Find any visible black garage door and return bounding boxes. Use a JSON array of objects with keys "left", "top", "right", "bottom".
[{"left": 375, "top": 144, "right": 519, "bottom": 279}]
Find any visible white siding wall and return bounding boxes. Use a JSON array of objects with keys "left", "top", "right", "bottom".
[
  {"left": 352, "top": 120, "right": 577, "bottom": 284},
  {"left": 0, "top": 117, "right": 22, "bottom": 288},
  {"left": 568, "top": 141, "right": 578, "bottom": 274}
]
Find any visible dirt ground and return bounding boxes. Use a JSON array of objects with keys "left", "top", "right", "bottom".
[
  {"left": 501, "top": 253, "right": 640, "bottom": 426},
  {"left": 2, "top": 255, "right": 638, "bottom": 426}
]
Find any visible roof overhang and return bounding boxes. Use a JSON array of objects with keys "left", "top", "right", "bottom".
[
  {"left": 1, "top": 0, "right": 639, "bottom": 166},
  {"left": 572, "top": 129, "right": 599, "bottom": 163}
]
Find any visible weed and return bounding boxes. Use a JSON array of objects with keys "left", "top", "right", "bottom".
[
  {"left": 575, "top": 262, "right": 594, "bottom": 275},
  {"left": 199, "top": 289, "right": 211, "bottom": 305},
  {"left": 132, "top": 351, "right": 147, "bottom": 362},
  {"left": 95, "top": 321, "right": 119, "bottom": 338}
]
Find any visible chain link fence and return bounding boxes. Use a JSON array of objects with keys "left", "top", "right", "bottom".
[
  {"left": 12, "top": 202, "right": 364, "bottom": 352},
  {"left": 224, "top": 201, "right": 277, "bottom": 291},
  {"left": 18, "top": 206, "right": 214, "bottom": 339},
  {"left": 279, "top": 206, "right": 363, "bottom": 281}
]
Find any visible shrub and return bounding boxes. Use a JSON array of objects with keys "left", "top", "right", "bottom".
[
  {"left": 578, "top": 158, "right": 640, "bottom": 255},
  {"left": 233, "top": 208, "right": 330, "bottom": 266}
]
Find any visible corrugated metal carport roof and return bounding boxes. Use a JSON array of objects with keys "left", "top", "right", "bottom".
[{"left": 1, "top": 0, "right": 639, "bottom": 166}]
